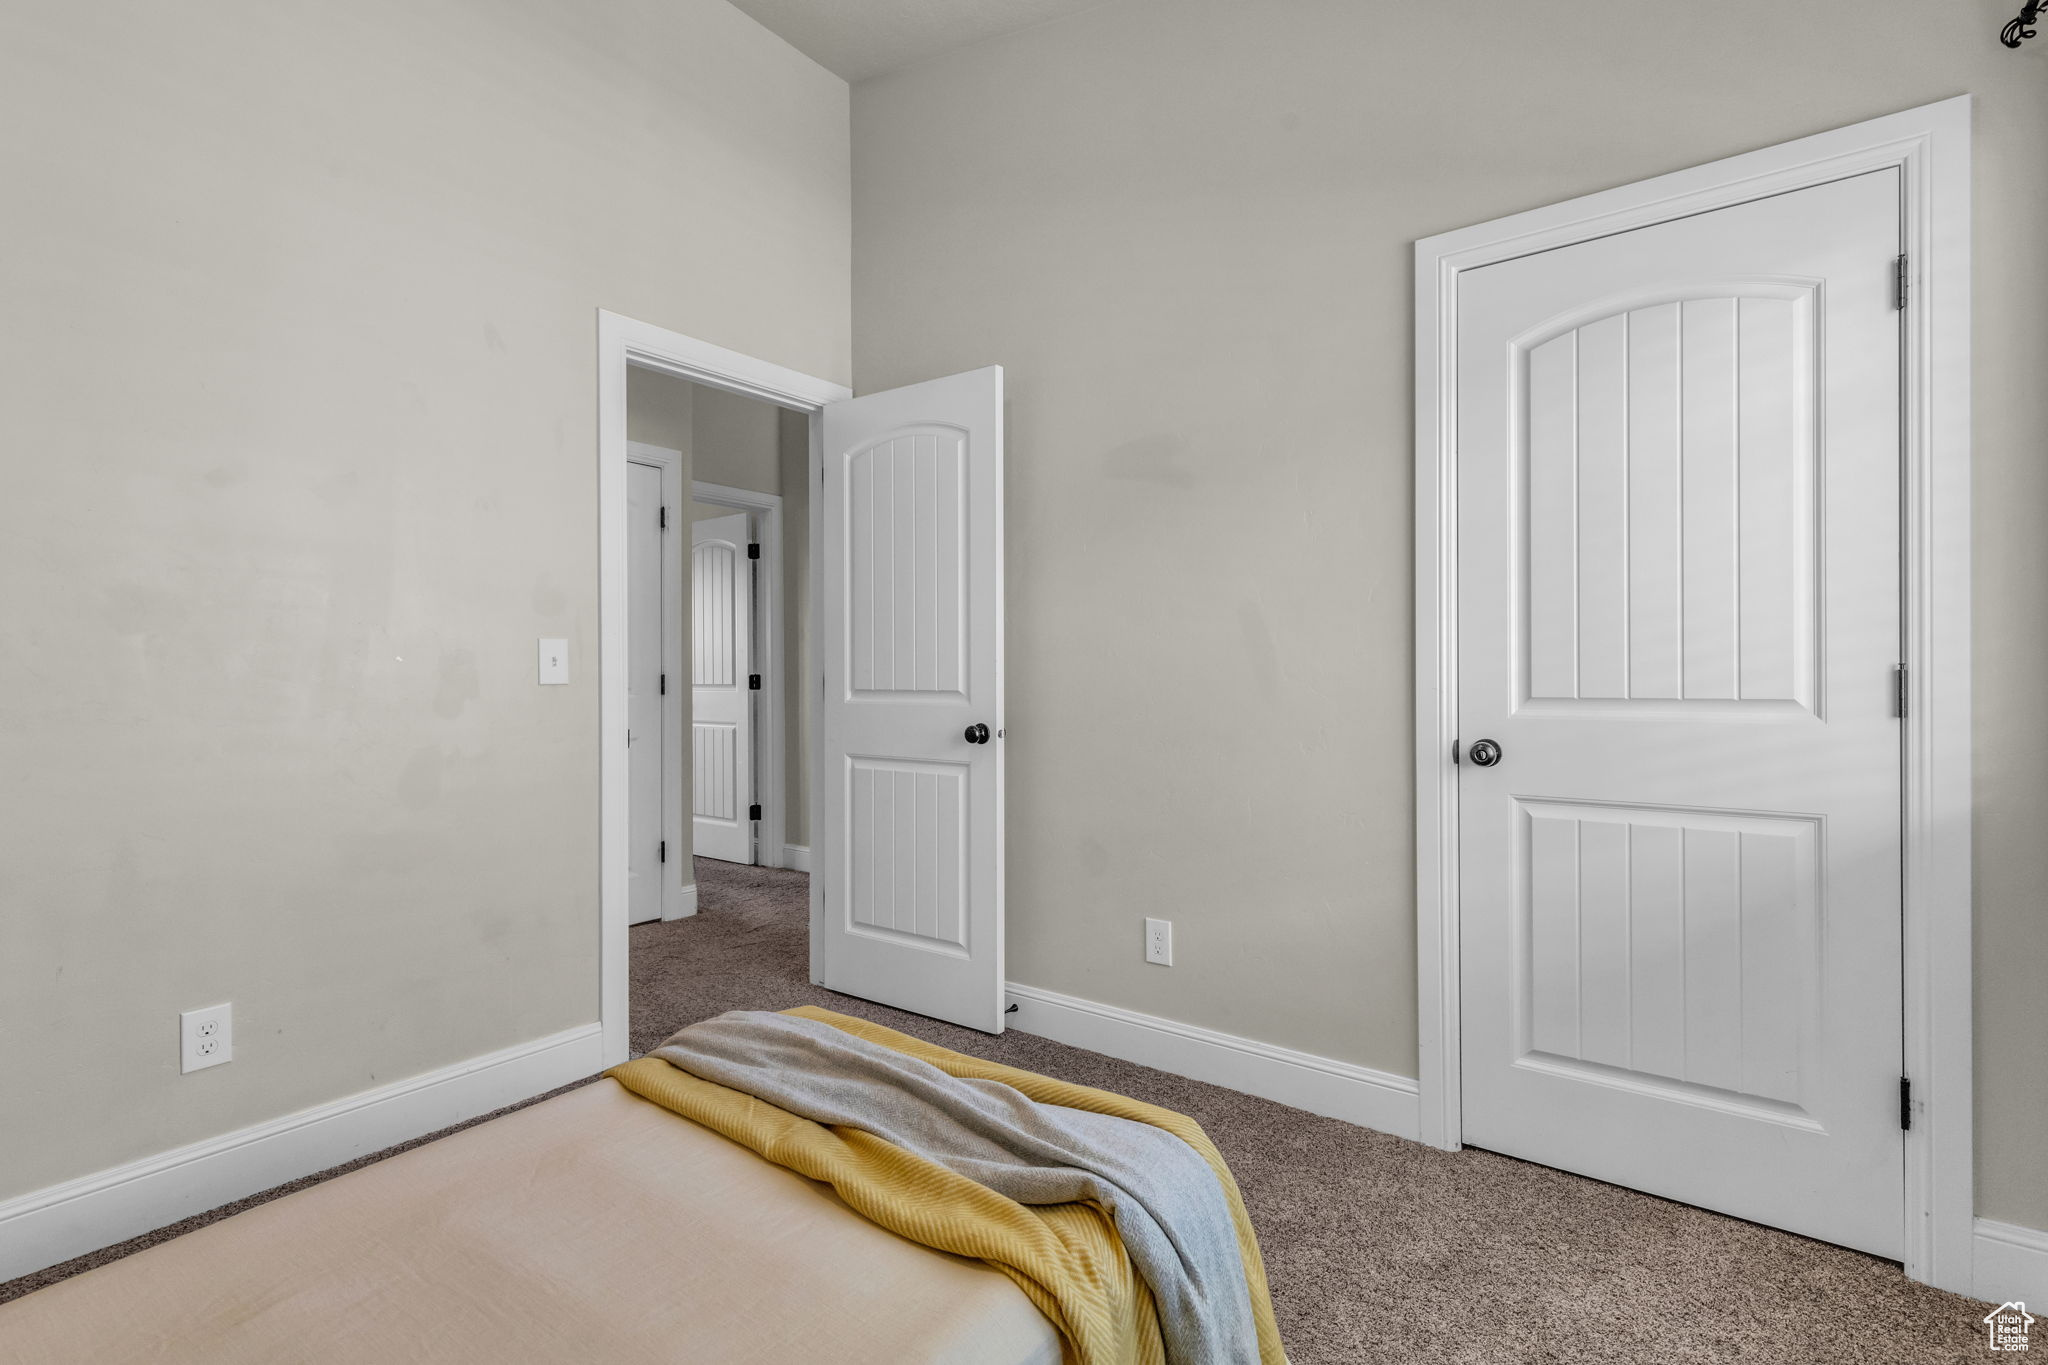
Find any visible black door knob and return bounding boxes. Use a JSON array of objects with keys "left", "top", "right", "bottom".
[
  {"left": 1467, "top": 738, "right": 1502, "bottom": 767},
  {"left": 964, "top": 723, "right": 991, "bottom": 744}
]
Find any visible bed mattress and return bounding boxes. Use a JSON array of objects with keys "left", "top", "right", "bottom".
[{"left": 0, "top": 1077, "right": 1064, "bottom": 1365}]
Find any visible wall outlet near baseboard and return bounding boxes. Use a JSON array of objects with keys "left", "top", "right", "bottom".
[
  {"left": 180, "top": 1003, "right": 233, "bottom": 1074},
  {"left": 1144, "top": 917, "right": 1173, "bottom": 966}
]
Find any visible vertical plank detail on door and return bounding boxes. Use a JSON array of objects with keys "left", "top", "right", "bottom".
[
  {"left": 1527, "top": 335, "right": 1579, "bottom": 699},
  {"left": 846, "top": 757, "right": 966, "bottom": 950},
  {"left": 1627, "top": 822, "right": 1687, "bottom": 1077},
  {"left": 1522, "top": 289, "right": 1816, "bottom": 710},
  {"left": 1626, "top": 302, "right": 1684, "bottom": 699},
  {"left": 1680, "top": 297, "right": 1741, "bottom": 701},
  {"left": 1738, "top": 828, "right": 1805, "bottom": 1104},
  {"left": 692, "top": 542, "right": 736, "bottom": 687},
  {"left": 1525, "top": 806, "right": 1582, "bottom": 1058},
  {"left": 1519, "top": 799, "right": 1817, "bottom": 1111},
  {"left": 693, "top": 723, "right": 737, "bottom": 820},
  {"left": 1680, "top": 824, "right": 1744, "bottom": 1093},
  {"left": 1575, "top": 315, "right": 1630, "bottom": 699},
  {"left": 847, "top": 431, "right": 966, "bottom": 697},
  {"left": 1735, "top": 296, "right": 1808, "bottom": 704},
  {"left": 1576, "top": 817, "right": 1633, "bottom": 1069}
]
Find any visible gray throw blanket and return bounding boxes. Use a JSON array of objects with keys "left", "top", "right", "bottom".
[{"left": 651, "top": 1010, "right": 1259, "bottom": 1365}]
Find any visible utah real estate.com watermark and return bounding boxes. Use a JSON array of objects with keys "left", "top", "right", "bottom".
[{"left": 1986, "top": 1302, "right": 2034, "bottom": 1352}]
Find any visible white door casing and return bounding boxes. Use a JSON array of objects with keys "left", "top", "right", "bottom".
[
  {"left": 1455, "top": 170, "right": 1904, "bottom": 1256},
  {"left": 600, "top": 315, "right": 851, "bottom": 1070},
  {"left": 818, "top": 367, "right": 1005, "bottom": 1033},
  {"left": 693, "top": 512, "right": 755, "bottom": 864}
]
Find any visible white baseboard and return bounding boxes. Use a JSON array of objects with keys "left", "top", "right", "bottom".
[
  {"left": 1976, "top": 1217, "right": 2048, "bottom": 1307},
  {"left": 662, "top": 882, "right": 699, "bottom": 920},
  {"left": 0, "top": 1022, "right": 603, "bottom": 1283},
  {"left": 1003, "top": 983, "right": 1420, "bottom": 1140},
  {"left": 782, "top": 844, "right": 811, "bottom": 873}
]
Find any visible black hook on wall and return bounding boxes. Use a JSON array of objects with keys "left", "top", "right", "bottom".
[{"left": 2004, "top": 0, "right": 2042, "bottom": 47}]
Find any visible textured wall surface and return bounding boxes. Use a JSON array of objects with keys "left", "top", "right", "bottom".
[
  {"left": 850, "top": 0, "right": 2048, "bottom": 1225},
  {"left": 0, "top": 0, "right": 847, "bottom": 1199}
]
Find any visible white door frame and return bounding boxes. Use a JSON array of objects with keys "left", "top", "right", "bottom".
[
  {"left": 690, "top": 480, "right": 786, "bottom": 874},
  {"left": 599, "top": 311, "right": 849, "bottom": 1065},
  {"left": 1413, "top": 97, "right": 1972, "bottom": 1291},
  {"left": 626, "top": 440, "right": 692, "bottom": 921}
]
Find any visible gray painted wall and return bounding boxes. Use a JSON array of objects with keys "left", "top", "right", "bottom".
[
  {"left": 849, "top": 0, "right": 2048, "bottom": 1227},
  {"left": 0, "top": 0, "right": 848, "bottom": 1200}
]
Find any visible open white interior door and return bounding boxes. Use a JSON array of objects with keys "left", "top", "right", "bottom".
[{"left": 817, "top": 367, "right": 1005, "bottom": 1032}]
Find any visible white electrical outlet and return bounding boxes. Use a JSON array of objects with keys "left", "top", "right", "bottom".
[
  {"left": 180, "top": 1003, "right": 233, "bottom": 1074},
  {"left": 1144, "top": 917, "right": 1173, "bottom": 966}
]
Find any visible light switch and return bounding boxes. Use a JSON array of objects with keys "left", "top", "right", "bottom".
[{"left": 538, "top": 638, "right": 569, "bottom": 685}]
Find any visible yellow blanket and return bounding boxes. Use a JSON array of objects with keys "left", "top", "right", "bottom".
[{"left": 606, "top": 1006, "right": 1285, "bottom": 1365}]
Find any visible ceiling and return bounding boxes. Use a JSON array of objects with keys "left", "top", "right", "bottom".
[{"left": 727, "top": 0, "right": 1109, "bottom": 83}]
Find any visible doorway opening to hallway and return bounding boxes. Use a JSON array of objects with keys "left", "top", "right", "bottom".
[{"left": 623, "top": 365, "right": 808, "bottom": 932}]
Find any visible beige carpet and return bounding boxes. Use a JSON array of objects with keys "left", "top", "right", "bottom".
[{"left": 5, "top": 857, "right": 1994, "bottom": 1361}]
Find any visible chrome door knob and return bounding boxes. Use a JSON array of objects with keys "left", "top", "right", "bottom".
[{"left": 1467, "top": 738, "right": 1502, "bottom": 767}]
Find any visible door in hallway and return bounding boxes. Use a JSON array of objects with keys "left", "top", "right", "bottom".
[{"left": 693, "top": 511, "right": 755, "bottom": 865}]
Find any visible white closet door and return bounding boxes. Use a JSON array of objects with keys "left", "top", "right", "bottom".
[
  {"left": 1456, "top": 170, "right": 1905, "bottom": 1256},
  {"left": 817, "top": 368, "right": 1005, "bottom": 1032}
]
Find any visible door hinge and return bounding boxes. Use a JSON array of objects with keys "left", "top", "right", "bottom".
[
  {"left": 1893, "top": 254, "right": 1909, "bottom": 311},
  {"left": 748, "top": 803, "right": 762, "bottom": 821},
  {"left": 659, "top": 840, "right": 666, "bottom": 864},
  {"left": 659, "top": 673, "right": 666, "bottom": 695},
  {"left": 659, "top": 506, "right": 668, "bottom": 529},
  {"left": 1900, "top": 1076, "right": 1913, "bottom": 1132},
  {"left": 747, "top": 542, "right": 761, "bottom": 560},
  {"left": 749, "top": 673, "right": 761, "bottom": 690},
  {"left": 1893, "top": 664, "right": 1908, "bottom": 719}
]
